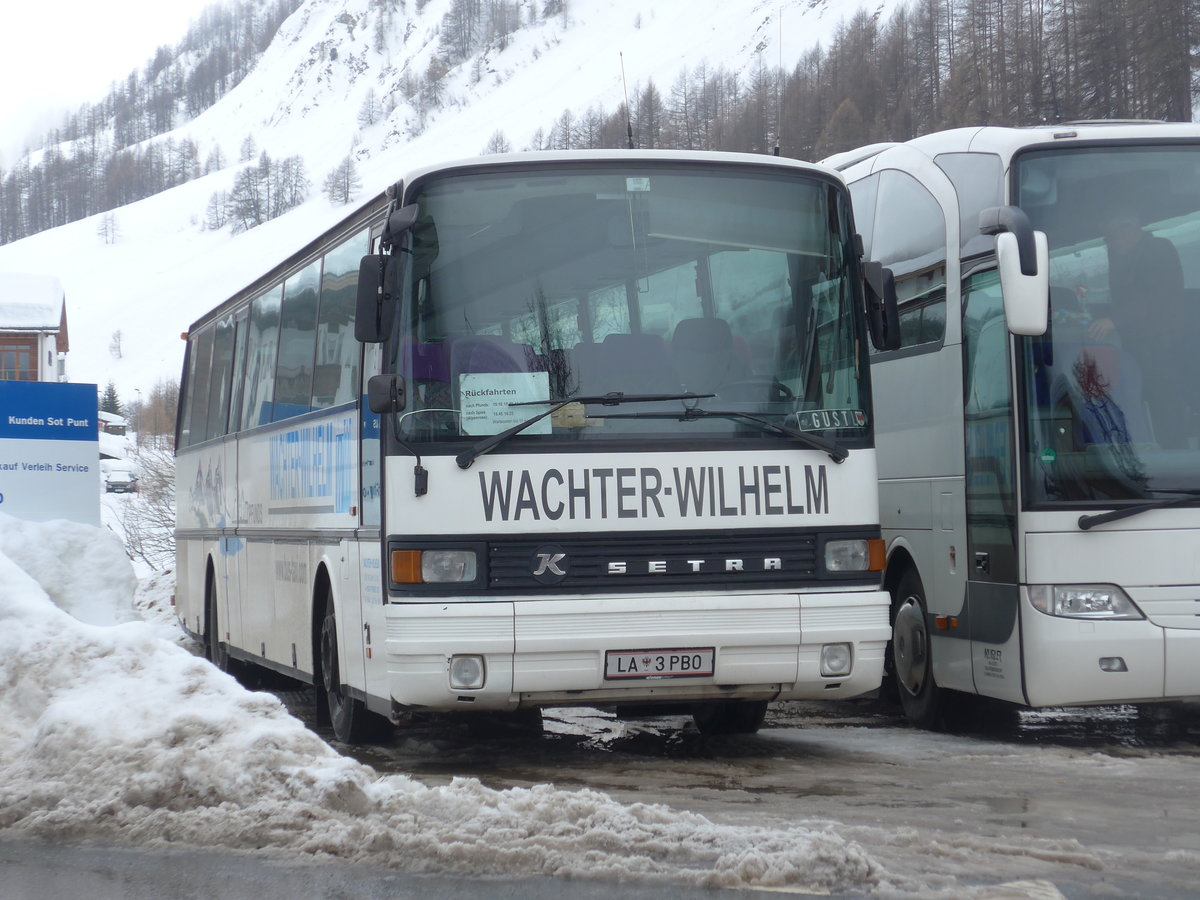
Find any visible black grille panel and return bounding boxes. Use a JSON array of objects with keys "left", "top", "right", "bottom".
[{"left": 487, "top": 529, "right": 824, "bottom": 593}]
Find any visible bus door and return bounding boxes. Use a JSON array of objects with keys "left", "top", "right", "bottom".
[
  {"left": 224, "top": 307, "right": 249, "bottom": 652},
  {"left": 358, "top": 341, "right": 390, "bottom": 709},
  {"left": 962, "top": 269, "right": 1026, "bottom": 703}
]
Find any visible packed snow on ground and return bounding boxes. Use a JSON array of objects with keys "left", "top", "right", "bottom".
[
  {"left": 0, "top": 512, "right": 911, "bottom": 895},
  {"left": 0, "top": 513, "right": 1103, "bottom": 897}
]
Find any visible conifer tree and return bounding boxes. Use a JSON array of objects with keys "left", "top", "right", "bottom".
[{"left": 100, "top": 381, "right": 123, "bottom": 416}]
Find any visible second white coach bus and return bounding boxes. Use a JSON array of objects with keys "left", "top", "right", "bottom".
[
  {"left": 827, "top": 122, "right": 1200, "bottom": 727},
  {"left": 176, "top": 149, "right": 898, "bottom": 742}
]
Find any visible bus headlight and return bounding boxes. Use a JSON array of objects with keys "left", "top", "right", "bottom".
[
  {"left": 1028, "top": 584, "right": 1144, "bottom": 620},
  {"left": 824, "top": 538, "right": 886, "bottom": 572},
  {"left": 423, "top": 549, "right": 477, "bottom": 583},
  {"left": 391, "top": 549, "right": 478, "bottom": 584}
]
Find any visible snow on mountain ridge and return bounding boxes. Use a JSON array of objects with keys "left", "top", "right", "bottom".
[{"left": 0, "top": 0, "right": 895, "bottom": 402}]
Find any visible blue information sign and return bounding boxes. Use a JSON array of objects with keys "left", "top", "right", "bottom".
[{"left": 0, "top": 381, "right": 100, "bottom": 525}]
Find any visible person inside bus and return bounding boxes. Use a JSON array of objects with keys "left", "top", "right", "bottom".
[{"left": 1087, "top": 211, "right": 1187, "bottom": 446}]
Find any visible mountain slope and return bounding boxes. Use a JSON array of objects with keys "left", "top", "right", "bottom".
[{"left": 0, "top": 0, "right": 895, "bottom": 399}]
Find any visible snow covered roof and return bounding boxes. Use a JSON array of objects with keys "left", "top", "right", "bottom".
[
  {"left": 98, "top": 431, "right": 131, "bottom": 460},
  {"left": 0, "top": 272, "right": 65, "bottom": 331}
]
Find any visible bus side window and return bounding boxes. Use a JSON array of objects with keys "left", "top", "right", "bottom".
[
  {"left": 313, "top": 229, "right": 368, "bottom": 410},
  {"left": 179, "top": 327, "right": 213, "bottom": 448},
  {"left": 227, "top": 309, "right": 249, "bottom": 435},
  {"left": 849, "top": 174, "right": 879, "bottom": 261},
  {"left": 240, "top": 286, "right": 282, "bottom": 429},
  {"left": 895, "top": 268, "right": 948, "bottom": 348},
  {"left": 185, "top": 326, "right": 215, "bottom": 445},
  {"left": 272, "top": 260, "right": 322, "bottom": 422},
  {"left": 934, "top": 152, "right": 1005, "bottom": 259},
  {"left": 870, "top": 170, "right": 947, "bottom": 353},
  {"left": 205, "top": 313, "right": 237, "bottom": 441}
]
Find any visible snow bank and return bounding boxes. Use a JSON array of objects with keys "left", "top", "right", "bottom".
[
  {"left": 0, "top": 514, "right": 138, "bottom": 625},
  {"left": 0, "top": 513, "right": 889, "bottom": 893}
]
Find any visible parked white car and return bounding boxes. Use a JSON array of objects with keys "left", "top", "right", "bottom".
[{"left": 101, "top": 460, "right": 139, "bottom": 493}]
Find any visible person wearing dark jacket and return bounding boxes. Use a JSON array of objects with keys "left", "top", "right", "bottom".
[{"left": 1088, "top": 213, "right": 1187, "bottom": 446}]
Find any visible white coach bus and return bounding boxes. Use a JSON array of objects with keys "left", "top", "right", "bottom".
[
  {"left": 175, "top": 150, "right": 898, "bottom": 742},
  {"left": 826, "top": 122, "right": 1200, "bottom": 727}
]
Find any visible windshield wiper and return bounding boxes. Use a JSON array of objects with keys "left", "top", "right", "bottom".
[
  {"left": 454, "top": 392, "right": 714, "bottom": 469},
  {"left": 601, "top": 408, "right": 849, "bottom": 462},
  {"left": 1077, "top": 489, "right": 1200, "bottom": 530}
]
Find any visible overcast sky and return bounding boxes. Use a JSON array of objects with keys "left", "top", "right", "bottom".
[{"left": 0, "top": 0, "right": 216, "bottom": 163}]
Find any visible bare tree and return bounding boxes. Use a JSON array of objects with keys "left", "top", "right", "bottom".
[
  {"left": 239, "top": 134, "right": 258, "bottom": 162},
  {"left": 205, "top": 190, "right": 229, "bottom": 230},
  {"left": 115, "top": 445, "right": 176, "bottom": 571},
  {"left": 204, "top": 145, "right": 226, "bottom": 175},
  {"left": 483, "top": 130, "right": 512, "bottom": 154},
  {"left": 97, "top": 212, "right": 120, "bottom": 244},
  {"left": 131, "top": 377, "right": 179, "bottom": 451},
  {"left": 323, "top": 155, "right": 363, "bottom": 204},
  {"left": 358, "top": 88, "right": 381, "bottom": 127}
]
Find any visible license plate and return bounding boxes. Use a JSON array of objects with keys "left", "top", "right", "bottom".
[{"left": 604, "top": 647, "right": 714, "bottom": 680}]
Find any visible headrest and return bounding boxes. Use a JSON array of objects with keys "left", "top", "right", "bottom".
[{"left": 672, "top": 317, "right": 733, "bottom": 354}]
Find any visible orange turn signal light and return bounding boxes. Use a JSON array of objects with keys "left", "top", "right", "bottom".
[
  {"left": 391, "top": 549, "right": 422, "bottom": 584},
  {"left": 868, "top": 538, "right": 886, "bottom": 572}
]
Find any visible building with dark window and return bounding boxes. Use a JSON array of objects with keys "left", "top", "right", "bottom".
[{"left": 0, "top": 273, "right": 69, "bottom": 382}]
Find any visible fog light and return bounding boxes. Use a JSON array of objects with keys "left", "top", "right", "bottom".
[
  {"left": 1099, "top": 656, "right": 1128, "bottom": 673},
  {"left": 449, "top": 654, "right": 486, "bottom": 690},
  {"left": 821, "top": 642, "right": 853, "bottom": 676}
]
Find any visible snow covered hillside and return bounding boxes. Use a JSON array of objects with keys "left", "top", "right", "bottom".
[{"left": 0, "top": 0, "right": 897, "bottom": 402}]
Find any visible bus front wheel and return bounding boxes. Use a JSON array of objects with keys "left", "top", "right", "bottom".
[
  {"left": 318, "top": 598, "right": 380, "bottom": 744},
  {"left": 205, "top": 573, "right": 240, "bottom": 678},
  {"left": 891, "top": 568, "right": 947, "bottom": 729}
]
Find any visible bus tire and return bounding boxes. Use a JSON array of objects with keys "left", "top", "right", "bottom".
[
  {"left": 692, "top": 700, "right": 768, "bottom": 735},
  {"left": 205, "top": 571, "right": 232, "bottom": 674},
  {"left": 204, "top": 574, "right": 221, "bottom": 667},
  {"left": 891, "top": 567, "right": 947, "bottom": 729},
  {"left": 318, "top": 595, "right": 385, "bottom": 744}
]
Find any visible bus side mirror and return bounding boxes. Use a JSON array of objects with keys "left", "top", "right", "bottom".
[
  {"left": 863, "top": 261, "right": 900, "bottom": 351},
  {"left": 356, "top": 204, "right": 420, "bottom": 343},
  {"left": 980, "top": 205, "right": 1049, "bottom": 336},
  {"left": 996, "top": 231, "right": 1049, "bottom": 336},
  {"left": 367, "top": 374, "right": 406, "bottom": 414},
  {"left": 355, "top": 254, "right": 399, "bottom": 343}
]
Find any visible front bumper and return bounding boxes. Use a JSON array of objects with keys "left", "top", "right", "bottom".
[{"left": 383, "top": 589, "right": 891, "bottom": 713}]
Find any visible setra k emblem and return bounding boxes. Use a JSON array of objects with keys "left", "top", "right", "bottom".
[
  {"left": 531, "top": 546, "right": 569, "bottom": 584},
  {"left": 533, "top": 552, "right": 566, "bottom": 576}
]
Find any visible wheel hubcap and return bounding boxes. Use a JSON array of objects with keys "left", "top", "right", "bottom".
[
  {"left": 320, "top": 617, "right": 339, "bottom": 697},
  {"left": 893, "top": 596, "right": 928, "bottom": 697}
]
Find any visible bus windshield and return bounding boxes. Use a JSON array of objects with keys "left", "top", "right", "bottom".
[
  {"left": 390, "top": 163, "right": 868, "bottom": 447},
  {"left": 1017, "top": 145, "right": 1200, "bottom": 504}
]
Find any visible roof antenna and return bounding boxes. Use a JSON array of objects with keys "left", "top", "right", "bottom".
[
  {"left": 773, "top": 7, "right": 782, "bottom": 156},
  {"left": 620, "top": 52, "right": 635, "bottom": 149}
]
